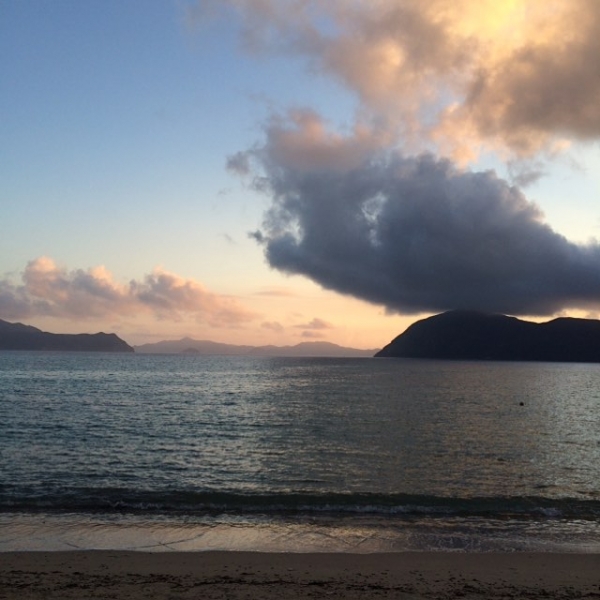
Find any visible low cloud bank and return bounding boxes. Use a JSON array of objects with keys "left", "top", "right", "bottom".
[{"left": 0, "top": 257, "right": 257, "bottom": 326}]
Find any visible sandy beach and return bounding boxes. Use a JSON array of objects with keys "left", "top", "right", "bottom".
[{"left": 0, "top": 551, "right": 598, "bottom": 599}]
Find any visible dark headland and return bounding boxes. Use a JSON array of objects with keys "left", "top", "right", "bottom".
[
  {"left": 375, "top": 310, "right": 600, "bottom": 362},
  {"left": 0, "top": 319, "right": 134, "bottom": 352}
]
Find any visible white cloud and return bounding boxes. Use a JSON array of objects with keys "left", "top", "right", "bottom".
[
  {"left": 210, "top": 0, "right": 600, "bottom": 159},
  {"left": 0, "top": 258, "right": 258, "bottom": 327}
]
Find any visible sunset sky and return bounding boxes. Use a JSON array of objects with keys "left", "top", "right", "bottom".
[{"left": 2, "top": 0, "right": 600, "bottom": 348}]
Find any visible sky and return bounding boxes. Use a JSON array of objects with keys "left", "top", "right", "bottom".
[{"left": 1, "top": 0, "right": 600, "bottom": 348}]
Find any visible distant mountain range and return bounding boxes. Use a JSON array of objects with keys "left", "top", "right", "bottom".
[
  {"left": 0, "top": 319, "right": 134, "bottom": 352},
  {"left": 4, "top": 312, "right": 600, "bottom": 361},
  {"left": 0, "top": 319, "right": 376, "bottom": 356},
  {"left": 135, "top": 337, "right": 378, "bottom": 357},
  {"left": 375, "top": 310, "right": 600, "bottom": 362}
]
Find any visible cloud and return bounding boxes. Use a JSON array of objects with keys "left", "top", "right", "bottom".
[
  {"left": 209, "top": 1, "right": 600, "bottom": 317},
  {"left": 246, "top": 125, "right": 600, "bottom": 315},
  {"left": 261, "top": 320, "right": 284, "bottom": 333},
  {"left": 254, "top": 286, "right": 295, "bottom": 297},
  {"left": 209, "top": 0, "right": 600, "bottom": 158},
  {"left": 300, "top": 330, "right": 325, "bottom": 339},
  {"left": 506, "top": 159, "right": 546, "bottom": 188},
  {"left": 248, "top": 110, "right": 391, "bottom": 172},
  {"left": 227, "top": 151, "right": 252, "bottom": 176},
  {"left": 294, "top": 317, "right": 334, "bottom": 330},
  {"left": 0, "top": 257, "right": 257, "bottom": 327},
  {"left": 448, "top": 0, "right": 600, "bottom": 155}
]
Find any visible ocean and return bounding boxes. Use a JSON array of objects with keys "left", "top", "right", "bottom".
[{"left": 1, "top": 351, "right": 599, "bottom": 553}]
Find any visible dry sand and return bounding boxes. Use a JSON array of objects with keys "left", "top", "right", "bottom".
[{"left": 1, "top": 551, "right": 599, "bottom": 599}]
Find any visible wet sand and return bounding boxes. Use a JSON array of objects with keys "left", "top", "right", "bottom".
[{"left": 1, "top": 551, "right": 599, "bottom": 599}]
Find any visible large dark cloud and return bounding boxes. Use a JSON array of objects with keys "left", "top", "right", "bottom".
[
  {"left": 213, "top": 1, "right": 600, "bottom": 316},
  {"left": 250, "top": 149, "right": 600, "bottom": 315}
]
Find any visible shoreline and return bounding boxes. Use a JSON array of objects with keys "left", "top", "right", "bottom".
[
  {"left": 4, "top": 511, "right": 600, "bottom": 555},
  {"left": 1, "top": 551, "right": 599, "bottom": 599}
]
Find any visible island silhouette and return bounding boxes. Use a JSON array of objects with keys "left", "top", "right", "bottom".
[
  {"left": 5, "top": 311, "right": 600, "bottom": 361},
  {"left": 375, "top": 310, "right": 600, "bottom": 362},
  {"left": 0, "top": 319, "right": 134, "bottom": 352}
]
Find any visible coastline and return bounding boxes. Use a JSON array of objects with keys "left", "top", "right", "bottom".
[
  {"left": 4, "top": 511, "right": 600, "bottom": 554},
  {"left": 1, "top": 550, "right": 599, "bottom": 599}
]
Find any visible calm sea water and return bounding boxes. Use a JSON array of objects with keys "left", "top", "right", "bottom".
[{"left": 1, "top": 351, "right": 599, "bottom": 552}]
